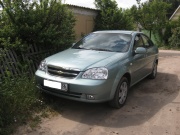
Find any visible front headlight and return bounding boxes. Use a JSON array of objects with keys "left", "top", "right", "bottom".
[
  {"left": 82, "top": 67, "right": 108, "bottom": 80},
  {"left": 38, "top": 60, "right": 47, "bottom": 71}
]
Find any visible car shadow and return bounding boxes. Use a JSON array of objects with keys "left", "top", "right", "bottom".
[{"left": 43, "top": 71, "right": 180, "bottom": 128}]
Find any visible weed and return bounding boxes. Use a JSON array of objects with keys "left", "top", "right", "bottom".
[{"left": 0, "top": 76, "right": 42, "bottom": 135}]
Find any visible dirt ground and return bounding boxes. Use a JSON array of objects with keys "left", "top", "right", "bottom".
[{"left": 15, "top": 50, "right": 180, "bottom": 135}]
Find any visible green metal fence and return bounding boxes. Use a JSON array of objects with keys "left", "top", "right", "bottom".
[{"left": 142, "top": 30, "right": 161, "bottom": 45}]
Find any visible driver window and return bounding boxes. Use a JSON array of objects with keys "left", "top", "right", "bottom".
[
  {"left": 133, "top": 35, "right": 144, "bottom": 50},
  {"left": 141, "top": 35, "right": 150, "bottom": 48}
]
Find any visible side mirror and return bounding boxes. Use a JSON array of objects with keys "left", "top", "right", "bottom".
[{"left": 135, "top": 47, "right": 146, "bottom": 54}]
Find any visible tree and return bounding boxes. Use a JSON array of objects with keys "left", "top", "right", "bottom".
[
  {"left": 162, "top": 0, "right": 180, "bottom": 18},
  {"left": 94, "top": 0, "right": 133, "bottom": 30},
  {"left": 148, "top": 0, "right": 180, "bottom": 18},
  {"left": 95, "top": 0, "right": 118, "bottom": 10},
  {"left": 130, "top": 0, "right": 170, "bottom": 39},
  {"left": 0, "top": 0, "right": 75, "bottom": 51}
]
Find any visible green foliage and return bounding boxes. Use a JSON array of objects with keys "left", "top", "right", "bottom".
[
  {"left": 0, "top": 0, "right": 75, "bottom": 50},
  {"left": 169, "top": 27, "right": 180, "bottom": 48},
  {"left": 162, "top": 0, "right": 180, "bottom": 18},
  {"left": 94, "top": 0, "right": 133, "bottom": 30},
  {"left": 143, "top": 0, "right": 180, "bottom": 18},
  {"left": 0, "top": 76, "right": 44, "bottom": 135},
  {"left": 130, "top": 0, "right": 170, "bottom": 39},
  {"left": 0, "top": 1, "right": 76, "bottom": 134},
  {"left": 94, "top": 0, "right": 118, "bottom": 10},
  {"left": 161, "top": 16, "right": 180, "bottom": 46}
]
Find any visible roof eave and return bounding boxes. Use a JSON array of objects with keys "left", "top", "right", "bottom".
[
  {"left": 169, "top": 5, "right": 180, "bottom": 20},
  {"left": 65, "top": 4, "right": 99, "bottom": 11}
]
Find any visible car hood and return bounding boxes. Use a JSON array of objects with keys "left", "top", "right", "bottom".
[{"left": 45, "top": 49, "right": 126, "bottom": 71}]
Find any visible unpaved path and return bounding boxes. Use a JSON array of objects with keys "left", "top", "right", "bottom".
[{"left": 15, "top": 50, "right": 180, "bottom": 135}]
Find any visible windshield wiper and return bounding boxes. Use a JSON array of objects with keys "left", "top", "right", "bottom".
[{"left": 89, "top": 48, "right": 113, "bottom": 52}]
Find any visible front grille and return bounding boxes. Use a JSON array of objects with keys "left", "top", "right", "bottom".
[{"left": 47, "top": 65, "right": 80, "bottom": 78}]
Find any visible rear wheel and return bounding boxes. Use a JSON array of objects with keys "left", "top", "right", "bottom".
[
  {"left": 109, "top": 77, "right": 129, "bottom": 109},
  {"left": 149, "top": 62, "right": 157, "bottom": 79}
]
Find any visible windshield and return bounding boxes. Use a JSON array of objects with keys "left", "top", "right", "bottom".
[{"left": 72, "top": 33, "right": 132, "bottom": 52}]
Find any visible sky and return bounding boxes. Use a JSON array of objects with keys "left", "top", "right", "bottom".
[{"left": 63, "top": 0, "right": 148, "bottom": 9}]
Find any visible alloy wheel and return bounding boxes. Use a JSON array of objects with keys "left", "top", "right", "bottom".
[{"left": 118, "top": 81, "right": 128, "bottom": 104}]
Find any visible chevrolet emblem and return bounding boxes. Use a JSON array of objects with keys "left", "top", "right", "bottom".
[{"left": 57, "top": 71, "right": 63, "bottom": 74}]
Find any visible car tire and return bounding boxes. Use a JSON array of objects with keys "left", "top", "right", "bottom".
[
  {"left": 149, "top": 62, "right": 157, "bottom": 79},
  {"left": 109, "top": 77, "right": 129, "bottom": 109}
]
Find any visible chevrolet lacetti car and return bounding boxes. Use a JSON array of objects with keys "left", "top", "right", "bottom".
[{"left": 35, "top": 30, "right": 158, "bottom": 108}]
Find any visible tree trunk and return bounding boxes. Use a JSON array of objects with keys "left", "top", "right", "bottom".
[{"left": 150, "top": 30, "right": 152, "bottom": 39}]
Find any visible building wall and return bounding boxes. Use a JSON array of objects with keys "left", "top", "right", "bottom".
[
  {"left": 74, "top": 14, "right": 94, "bottom": 40},
  {"left": 68, "top": 5, "right": 98, "bottom": 41}
]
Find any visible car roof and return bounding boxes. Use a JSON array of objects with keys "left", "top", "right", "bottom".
[{"left": 93, "top": 30, "right": 142, "bottom": 35}]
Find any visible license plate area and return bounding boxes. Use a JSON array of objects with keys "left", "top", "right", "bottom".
[{"left": 44, "top": 80, "right": 68, "bottom": 91}]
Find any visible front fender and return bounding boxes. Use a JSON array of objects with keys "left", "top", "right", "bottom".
[{"left": 109, "top": 62, "right": 129, "bottom": 100}]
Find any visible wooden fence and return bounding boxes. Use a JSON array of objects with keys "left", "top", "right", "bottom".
[
  {"left": 0, "top": 45, "right": 59, "bottom": 81},
  {"left": 0, "top": 49, "right": 21, "bottom": 79}
]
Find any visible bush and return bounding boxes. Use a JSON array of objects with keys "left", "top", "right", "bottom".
[
  {"left": 0, "top": 1, "right": 76, "bottom": 134},
  {"left": 161, "top": 17, "right": 180, "bottom": 48},
  {"left": 169, "top": 27, "right": 180, "bottom": 48},
  {"left": 0, "top": 0, "right": 75, "bottom": 51},
  {"left": 0, "top": 76, "right": 42, "bottom": 135},
  {"left": 162, "top": 19, "right": 180, "bottom": 45}
]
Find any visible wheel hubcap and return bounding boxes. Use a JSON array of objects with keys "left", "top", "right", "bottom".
[{"left": 118, "top": 82, "right": 128, "bottom": 104}]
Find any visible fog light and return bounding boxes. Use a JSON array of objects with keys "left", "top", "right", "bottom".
[{"left": 87, "top": 95, "right": 95, "bottom": 100}]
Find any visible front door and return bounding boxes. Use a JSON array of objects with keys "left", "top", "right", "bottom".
[{"left": 130, "top": 34, "right": 147, "bottom": 85}]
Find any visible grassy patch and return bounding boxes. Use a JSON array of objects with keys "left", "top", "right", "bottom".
[{"left": 0, "top": 76, "right": 49, "bottom": 135}]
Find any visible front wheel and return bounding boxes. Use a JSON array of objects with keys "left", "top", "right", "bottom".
[{"left": 109, "top": 77, "right": 129, "bottom": 109}]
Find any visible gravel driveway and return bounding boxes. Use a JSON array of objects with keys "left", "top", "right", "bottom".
[{"left": 15, "top": 50, "right": 180, "bottom": 135}]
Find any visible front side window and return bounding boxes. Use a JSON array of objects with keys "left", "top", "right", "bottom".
[
  {"left": 73, "top": 33, "right": 132, "bottom": 52},
  {"left": 133, "top": 35, "right": 144, "bottom": 50},
  {"left": 141, "top": 35, "right": 150, "bottom": 48}
]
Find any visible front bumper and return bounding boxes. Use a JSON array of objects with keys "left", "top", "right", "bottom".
[{"left": 35, "top": 70, "right": 114, "bottom": 103}]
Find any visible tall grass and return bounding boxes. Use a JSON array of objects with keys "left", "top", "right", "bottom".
[{"left": 0, "top": 76, "right": 42, "bottom": 135}]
